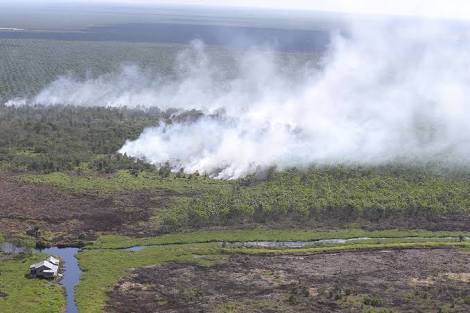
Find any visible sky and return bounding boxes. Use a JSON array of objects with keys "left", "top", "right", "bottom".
[{"left": 8, "top": 0, "right": 470, "bottom": 20}]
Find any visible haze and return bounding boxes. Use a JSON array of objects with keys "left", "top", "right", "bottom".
[{"left": 7, "top": 0, "right": 470, "bottom": 20}]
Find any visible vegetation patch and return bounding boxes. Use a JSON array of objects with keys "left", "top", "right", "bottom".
[
  {"left": 159, "top": 166, "right": 470, "bottom": 231},
  {"left": 225, "top": 241, "right": 470, "bottom": 255},
  {"left": 22, "top": 170, "right": 229, "bottom": 194},
  {"left": 18, "top": 166, "right": 470, "bottom": 235},
  {"left": 90, "top": 228, "right": 470, "bottom": 249},
  {"left": 0, "top": 104, "right": 163, "bottom": 173},
  {"left": 0, "top": 253, "right": 65, "bottom": 313}
]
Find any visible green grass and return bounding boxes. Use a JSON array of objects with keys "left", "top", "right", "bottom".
[
  {"left": 223, "top": 240, "right": 470, "bottom": 255},
  {"left": 0, "top": 253, "right": 65, "bottom": 313},
  {"left": 76, "top": 243, "right": 222, "bottom": 313},
  {"left": 22, "top": 170, "right": 230, "bottom": 194},
  {"left": 90, "top": 228, "right": 470, "bottom": 249}
]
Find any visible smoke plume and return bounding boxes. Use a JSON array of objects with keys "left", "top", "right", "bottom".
[{"left": 7, "top": 19, "right": 470, "bottom": 178}]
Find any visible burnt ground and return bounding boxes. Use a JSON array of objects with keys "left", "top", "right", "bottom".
[
  {"left": 107, "top": 249, "right": 470, "bottom": 313},
  {"left": 0, "top": 174, "right": 177, "bottom": 245}
]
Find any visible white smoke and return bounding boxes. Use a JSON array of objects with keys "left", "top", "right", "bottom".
[{"left": 8, "top": 19, "right": 470, "bottom": 178}]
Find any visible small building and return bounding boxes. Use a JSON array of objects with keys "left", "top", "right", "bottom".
[{"left": 29, "top": 258, "right": 60, "bottom": 279}]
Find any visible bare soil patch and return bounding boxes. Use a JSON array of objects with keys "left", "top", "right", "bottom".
[
  {"left": 107, "top": 249, "right": 470, "bottom": 313},
  {"left": 0, "top": 174, "right": 176, "bottom": 245}
]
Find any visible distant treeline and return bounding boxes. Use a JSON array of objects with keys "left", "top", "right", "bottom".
[
  {"left": 0, "top": 104, "right": 202, "bottom": 173},
  {"left": 0, "top": 23, "right": 330, "bottom": 53}
]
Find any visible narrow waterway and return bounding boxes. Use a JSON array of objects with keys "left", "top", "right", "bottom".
[
  {"left": 229, "top": 236, "right": 470, "bottom": 248},
  {"left": 120, "top": 236, "right": 469, "bottom": 251},
  {"left": 1, "top": 243, "right": 80, "bottom": 313},
  {"left": 38, "top": 247, "right": 81, "bottom": 313}
]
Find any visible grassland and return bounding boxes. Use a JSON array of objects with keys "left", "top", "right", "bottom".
[
  {"left": 0, "top": 253, "right": 65, "bottom": 313},
  {"left": 225, "top": 240, "right": 470, "bottom": 255},
  {"left": 21, "top": 170, "right": 230, "bottom": 194},
  {"left": 90, "top": 228, "right": 470, "bottom": 249}
]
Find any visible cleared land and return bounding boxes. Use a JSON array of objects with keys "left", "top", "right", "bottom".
[
  {"left": 106, "top": 248, "right": 470, "bottom": 313},
  {"left": 0, "top": 173, "right": 180, "bottom": 245}
]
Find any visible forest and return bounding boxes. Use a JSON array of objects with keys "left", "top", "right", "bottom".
[
  {"left": 2, "top": 104, "right": 469, "bottom": 233},
  {"left": 0, "top": 104, "right": 185, "bottom": 173}
]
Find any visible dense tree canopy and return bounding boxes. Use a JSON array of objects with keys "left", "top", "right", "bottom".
[{"left": 0, "top": 104, "right": 197, "bottom": 173}]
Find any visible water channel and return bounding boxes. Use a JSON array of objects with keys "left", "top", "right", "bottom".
[{"left": 1, "top": 242, "right": 80, "bottom": 313}]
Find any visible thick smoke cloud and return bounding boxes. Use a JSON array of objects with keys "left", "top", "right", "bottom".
[{"left": 8, "top": 19, "right": 470, "bottom": 178}]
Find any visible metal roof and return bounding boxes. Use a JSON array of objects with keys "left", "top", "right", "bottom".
[{"left": 29, "top": 260, "right": 59, "bottom": 272}]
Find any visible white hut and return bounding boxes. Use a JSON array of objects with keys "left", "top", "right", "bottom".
[{"left": 29, "top": 259, "right": 59, "bottom": 279}]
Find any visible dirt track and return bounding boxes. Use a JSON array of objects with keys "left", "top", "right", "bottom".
[
  {"left": 0, "top": 174, "right": 175, "bottom": 244},
  {"left": 107, "top": 249, "right": 470, "bottom": 313}
]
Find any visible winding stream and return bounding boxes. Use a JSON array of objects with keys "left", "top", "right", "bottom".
[
  {"left": 120, "top": 236, "right": 469, "bottom": 251},
  {"left": 228, "top": 236, "right": 470, "bottom": 248}
]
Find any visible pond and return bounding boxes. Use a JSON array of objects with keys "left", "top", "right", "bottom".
[
  {"left": 0, "top": 242, "right": 28, "bottom": 254},
  {"left": 123, "top": 246, "right": 145, "bottom": 252},
  {"left": 232, "top": 237, "right": 375, "bottom": 248}
]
